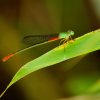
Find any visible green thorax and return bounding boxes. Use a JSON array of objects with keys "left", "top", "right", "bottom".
[{"left": 58, "top": 30, "right": 74, "bottom": 39}]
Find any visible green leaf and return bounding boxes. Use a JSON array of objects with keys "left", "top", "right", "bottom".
[{"left": 1, "top": 29, "right": 100, "bottom": 98}]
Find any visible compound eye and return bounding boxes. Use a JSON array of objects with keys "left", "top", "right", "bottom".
[{"left": 68, "top": 30, "right": 74, "bottom": 35}]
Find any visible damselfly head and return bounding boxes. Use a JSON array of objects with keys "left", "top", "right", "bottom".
[{"left": 67, "top": 30, "right": 74, "bottom": 36}]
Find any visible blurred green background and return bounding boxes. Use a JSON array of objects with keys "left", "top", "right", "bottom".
[{"left": 0, "top": 0, "right": 100, "bottom": 100}]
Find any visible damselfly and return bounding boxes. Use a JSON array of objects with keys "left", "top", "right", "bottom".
[{"left": 2, "top": 30, "right": 74, "bottom": 62}]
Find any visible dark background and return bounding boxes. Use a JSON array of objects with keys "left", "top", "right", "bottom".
[{"left": 0, "top": 0, "right": 100, "bottom": 100}]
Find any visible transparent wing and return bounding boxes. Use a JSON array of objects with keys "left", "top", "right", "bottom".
[{"left": 23, "top": 34, "right": 58, "bottom": 45}]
